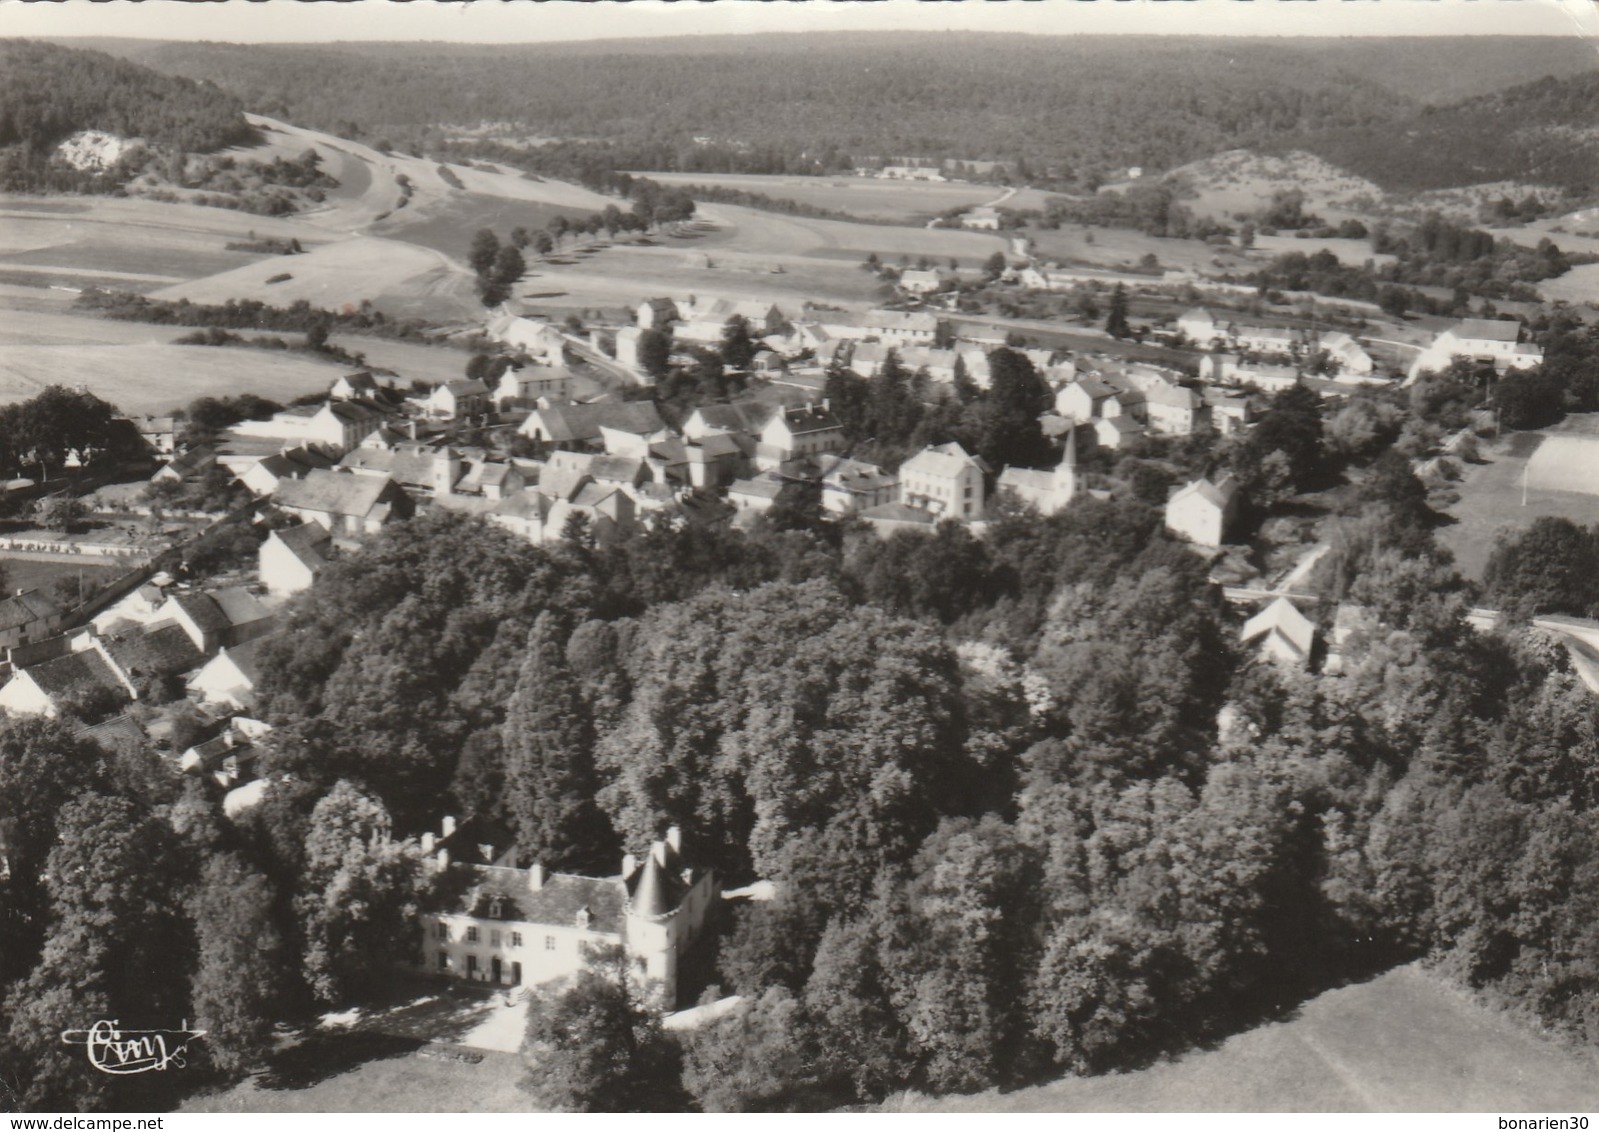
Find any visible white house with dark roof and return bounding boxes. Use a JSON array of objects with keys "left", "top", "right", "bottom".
[
  {"left": 187, "top": 636, "right": 271, "bottom": 711},
  {"left": 1143, "top": 382, "right": 1206, "bottom": 437},
  {"left": 754, "top": 404, "right": 845, "bottom": 471},
  {"left": 1165, "top": 474, "right": 1239, "bottom": 548},
  {"left": 863, "top": 309, "right": 941, "bottom": 347},
  {"left": 1317, "top": 332, "right": 1374, "bottom": 376},
  {"left": 900, "top": 441, "right": 988, "bottom": 521},
  {"left": 418, "top": 826, "right": 716, "bottom": 1006},
  {"left": 259, "top": 522, "right": 334, "bottom": 596},
  {"left": 0, "top": 590, "right": 65, "bottom": 651},
  {"left": 423, "top": 379, "right": 492, "bottom": 421},
  {"left": 1407, "top": 318, "right": 1543, "bottom": 384},
  {"left": 273, "top": 469, "right": 412, "bottom": 538}
]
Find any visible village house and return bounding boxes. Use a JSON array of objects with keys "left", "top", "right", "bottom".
[
  {"left": 163, "top": 588, "right": 273, "bottom": 654},
  {"left": 864, "top": 309, "right": 942, "bottom": 347},
  {"left": 1203, "top": 388, "right": 1258, "bottom": 437},
  {"left": 727, "top": 475, "right": 787, "bottom": 519},
  {"left": 637, "top": 298, "right": 679, "bottom": 331},
  {"left": 486, "top": 314, "right": 569, "bottom": 365},
  {"left": 339, "top": 443, "right": 471, "bottom": 498},
  {"left": 0, "top": 648, "right": 130, "bottom": 719},
  {"left": 519, "top": 401, "right": 670, "bottom": 456},
  {"left": 1205, "top": 355, "right": 1302, "bottom": 394},
  {"left": 898, "top": 268, "right": 945, "bottom": 296},
  {"left": 259, "top": 522, "right": 334, "bottom": 597},
  {"left": 1176, "top": 307, "right": 1222, "bottom": 348},
  {"left": 272, "top": 468, "right": 412, "bottom": 538},
  {"left": 613, "top": 327, "right": 647, "bottom": 374},
  {"left": 1094, "top": 415, "right": 1147, "bottom": 451},
  {"left": 754, "top": 403, "right": 845, "bottom": 471},
  {"left": 1317, "top": 332, "right": 1375, "bottom": 376},
  {"left": 0, "top": 590, "right": 66, "bottom": 651},
  {"left": 815, "top": 457, "right": 900, "bottom": 514},
  {"left": 1407, "top": 317, "right": 1543, "bottom": 383},
  {"left": 1165, "top": 474, "right": 1240, "bottom": 548},
  {"left": 961, "top": 206, "right": 1002, "bottom": 230},
  {"left": 228, "top": 399, "right": 394, "bottom": 459},
  {"left": 1055, "top": 377, "right": 1122, "bottom": 423},
  {"left": 236, "top": 446, "right": 336, "bottom": 497},
  {"left": 1231, "top": 324, "right": 1302, "bottom": 358},
  {"left": 130, "top": 416, "right": 178, "bottom": 456},
  {"left": 152, "top": 444, "right": 218, "bottom": 485},
  {"left": 422, "top": 379, "right": 492, "bottom": 421},
  {"left": 419, "top": 825, "right": 715, "bottom": 1006},
  {"left": 1142, "top": 382, "right": 1207, "bottom": 437},
  {"left": 1241, "top": 597, "right": 1317, "bottom": 669},
  {"left": 899, "top": 441, "right": 988, "bottom": 521},
  {"left": 489, "top": 480, "right": 638, "bottom": 547},
  {"left": 186, "top": 635, "right": 271, "bottom": 712}
]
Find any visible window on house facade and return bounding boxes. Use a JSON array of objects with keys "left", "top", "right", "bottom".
[
  {"left": 466, "top": 954, "right": 478, "bottom": 975},
  {"left": 435, "top": 921, "right": 450, "bottom": 941},
  {"left": 510, "top": 932, "right": 523, "bottom": 948},
  {"left": 545, "top": 936, "right": 557, "bottom": 950},
  {"left": 491, "top": 930, "right": 501, "bottom": 948},
  {"left": 437, "top": 951, "right": 449, "bottom": 971},
  {"left": 466, "top": 926, "right": 480, "bottom": 943}
]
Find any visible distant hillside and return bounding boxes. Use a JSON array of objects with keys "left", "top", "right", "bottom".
[
  {"left": 45, "top": 33, "right": 1595, "bottom": 192},
  {"left": 69, "top": 35, "right": 1423, "bottom": 178},
  {"left": 0, "top": 39, "right": 255, "bottom": 190},
  {"left": 1290, "top": 70, "right": 1599, "bottom": 194}
]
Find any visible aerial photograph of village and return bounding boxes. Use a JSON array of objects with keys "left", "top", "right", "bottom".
[{"left": 0, "top": 0, "right": 1596, "bottom": 1117}]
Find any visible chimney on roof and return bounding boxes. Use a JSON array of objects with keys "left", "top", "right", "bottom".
[
  {"left": 622, "top": 851, "right": 637, "bottom": 878},
  {"left": 652, "top": 838, "right": 670, "bottom": 867},
  {"left": 529, "top": 862, "right": 545, "bottom": 892},
  {"left": 666, "top": 825, "right": 682, "bottom": 854},
  {"left": 441, "top": 815, "right": 456, "bottom": 838},
  {"left": 407, "top": 418, "right": 419, "bottom": 441},
  {"left": 421, "top": 831, "right": 436, "bottom": 854}
]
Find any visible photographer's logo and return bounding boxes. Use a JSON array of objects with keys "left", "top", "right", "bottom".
[{"left": 61, "top": 1020, "right": 205, "bottom": 1075}]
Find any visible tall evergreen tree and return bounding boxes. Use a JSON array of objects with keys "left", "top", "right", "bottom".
[
  {"left": 1105, "top": 282, "right": 1132, "bottom": 340},
  {"left": 504, "top": 612, "right": 609, "bottom": 870},
  {"left": 188, "top": 853, "right": 289, "bottom": 1073}
]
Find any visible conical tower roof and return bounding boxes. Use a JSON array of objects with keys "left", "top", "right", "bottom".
[{"left": 627, "top": 850, "right": 682, "bottom": 918}]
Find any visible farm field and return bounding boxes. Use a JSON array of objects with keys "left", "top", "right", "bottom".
[
  {"left": 152, "top": 234, "right": 481, "bottom": 320},
  {"left": 0, "top": 340, "right": 349, "bottom": 415},
  {"left": 1252, "top": 234, "right": 1394, "bottom": 268},
  {"left": 894, "top": 963, "right": 1599, "bottom": 1113},
  {"left": 1023, "top": 222, "right": 1249, "bottom": 277},
  {"left": 634, "top": 172, "right": 1060, "bottom": 222},
  {"left": 1436, "top": 415, "right": 1599, "bottom": 582}
]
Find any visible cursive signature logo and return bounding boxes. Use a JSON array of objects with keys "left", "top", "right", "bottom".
[{"left": 60, "top": 1020, "right": 205, "bottom": 1075}]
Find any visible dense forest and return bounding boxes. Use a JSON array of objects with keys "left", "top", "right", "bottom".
[
  {"left": 0, "top": 39, "right": 255, "bottom": 192},
  {"left": 1285, "top": 70, "right": 1599, "bottom": 195},
  {"left": 56, "top": 34, "right": 1590, "bottom": 192}
]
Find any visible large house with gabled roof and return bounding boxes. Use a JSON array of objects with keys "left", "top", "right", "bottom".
[{"left": 418, "top": 825, "right": 716, "bottom": 1006}]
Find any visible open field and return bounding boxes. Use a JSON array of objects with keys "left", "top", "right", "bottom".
[
  {"left": 634, "top": 172, "right": 1060, "bottom": 222},
  {"left": 183, "top": 1048, "right": 534, "bottom": 1114},
  {"left": 152, "top": 234, "right": 481, "bottom": 320},
  {"left": 1163, "top": 149, "right": 1383, "bottom": 225},
  {"left": 0, "top": 556, "right": 124, "bottom": 597},
  {"left": 1437, "top": 415, "right": 1599, "bottom": 582},
  {"left": 0, "top": 340, "right": 350, "bottom": 415},
  {"left": 497, "top": 201, "right": 1012, "bottom": 314},
  {"left": 1252, "top": 234, "right": 1395, "bottom": 269},
  {"left": 1024, "top": 223, "right": 1250, "bottom": 277},
  {"left": 895, "top": 963, "right": 1599, "bottom": 1113}
]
